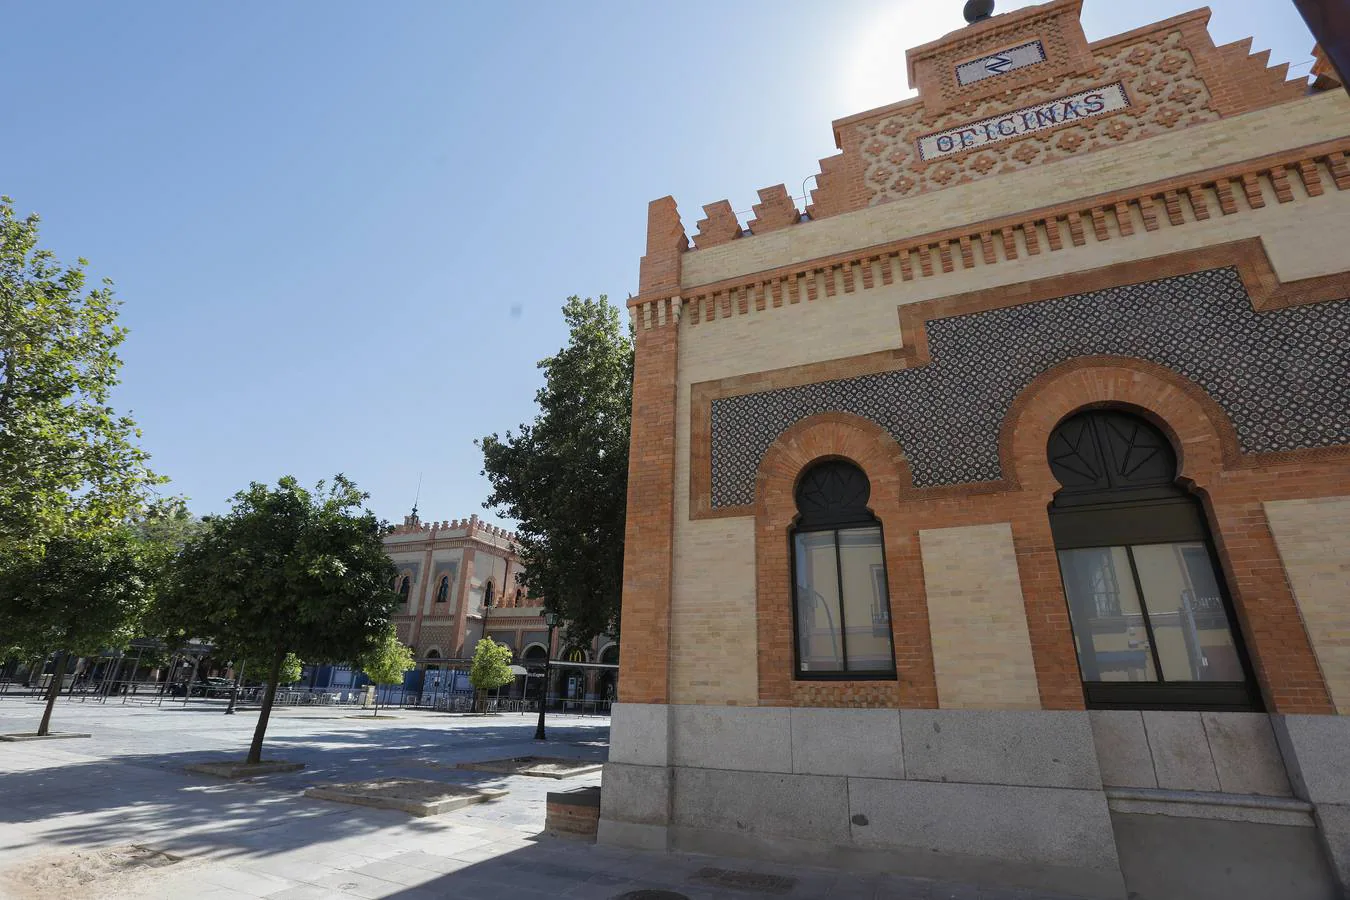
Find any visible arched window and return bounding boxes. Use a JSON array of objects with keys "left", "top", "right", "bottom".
[
  {"left": 514, "top": 590, "right": 523, "bottom": 607},
  {"left": 483, "top": 581, "right": 495, "bottom": 607},
  {"left": 398, "top": 576, "right": 411, "bottom": 604},
  {"left": 1048, "top": 409, "right": 1258, "bottom": 711},
  {"left": 435, "top": 576, "right": 449, "bottom": 604},
  {"left": 790, "top": 460, "right": 895, "bottom": 678}
]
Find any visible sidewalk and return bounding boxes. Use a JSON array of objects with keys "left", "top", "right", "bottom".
[{"left": 0, "top": 701, "right": 1084, "bottom": 899}]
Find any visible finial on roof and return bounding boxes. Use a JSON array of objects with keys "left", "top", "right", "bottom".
[{"left": 964, "top": 0, "right": 994, "bottom": 23}]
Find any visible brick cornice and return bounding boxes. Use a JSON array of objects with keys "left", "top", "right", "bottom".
[{"left": 680, "top": 139, "right": 1350, "bottom": 324}]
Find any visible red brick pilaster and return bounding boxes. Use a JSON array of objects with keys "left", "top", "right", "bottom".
[{"left": 618, "top": 198, "right": 687, "bottom": 704}]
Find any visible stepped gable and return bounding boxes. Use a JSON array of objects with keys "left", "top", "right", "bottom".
[{"left": 642, "top": 0, "right": 1311, "bottom": 269}]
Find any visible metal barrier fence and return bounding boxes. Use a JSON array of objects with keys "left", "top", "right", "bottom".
[{"left": 0, "top": 677, "right": 612, "bottom": 717}]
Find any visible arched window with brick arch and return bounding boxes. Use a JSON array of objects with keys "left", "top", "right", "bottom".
[
  {"left": 397, "top": 575, "right": 411, "bottom": 610},
  {"left": 790, "top": 459, "right": 896, "bottom": 678},
  {"left": 1048, "top": 408, "right": 1259, "bottom": 711},
  {"left": 435, "top": 575, "right": 450, "bottom": 604},
  {"left": 483, "top": 580, "right": 495, "bottom": 608}
]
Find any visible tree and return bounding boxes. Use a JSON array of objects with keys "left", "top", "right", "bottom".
[
  {"left": 160, "top": 476, "right": 397, "bottom": 764},
  {"left": 479, "top": 296, "right": 631, "bottom": 642},
  {"left": 358, "top": 624, "right": 415, "bottom": 716},
  {"left": 0, "top": 197, "right": 161, "bottom": 558},
  {"left": 0, "top": 528, "right": 155, "bottom": 736},
  {"left": 468, "top": 637, "right": 514, "bottom": 713}
]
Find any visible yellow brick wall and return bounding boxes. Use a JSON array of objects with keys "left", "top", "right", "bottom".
[
  {"left": 676, "top": 185, "right": 1350, "bottom": 389},
  {"left": 669, "top": 515, "right": 759, "bottom": 705},
  {"left": 681, "top": 91, "right": 1349, "bottom": 289},
  {"left": 919, "top": 523, "right": 1041, "bottom": 710},
  {"left": 1264, "top": 497, "right": 1350, "bottom": 715}
]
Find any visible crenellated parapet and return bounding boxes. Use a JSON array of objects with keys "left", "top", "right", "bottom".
[
  {"left": 693, "top": 200, "right": 742, "bottom": 249},
  {"left": 746, "top": 185, "right": 802, "bottom": 235},
  {"left": 387, "top": 512, "right": 519, "bottom": 544},
  {"left": 644, "top": 0, "right": 1315, "bottom": 276}
]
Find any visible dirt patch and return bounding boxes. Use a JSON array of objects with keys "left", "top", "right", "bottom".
[
  {"left": 454, "top": 756, "right": 603, "bottom": 778},
  {"left": 0, "top": 844, "right": 180, "bottom": 898},
  {"left": 305, "top": 777, "right": 507, "bottom": 816}
]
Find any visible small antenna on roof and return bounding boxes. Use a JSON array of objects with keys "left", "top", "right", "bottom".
[{"left": 411, "top": 472, "right": 423, "bottom": 519}]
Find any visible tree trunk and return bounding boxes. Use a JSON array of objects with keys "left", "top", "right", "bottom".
[
  {"left": 37, "top": 651, "right": 70, "bottom": 737},
  {"left": 371, "top": 685, "right": 379, "bottom": 717},
  {"left": 246, "top": 647, "right": 287, "bottom": 765}
]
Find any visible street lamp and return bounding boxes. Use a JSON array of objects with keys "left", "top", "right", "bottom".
[{"left": 533, "top": 610, "right": 561, "bottom": 741}]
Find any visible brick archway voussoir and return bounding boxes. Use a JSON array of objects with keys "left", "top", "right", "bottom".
[{"left": 1000, "top": 356, "right": 1239, "bottom": 497}]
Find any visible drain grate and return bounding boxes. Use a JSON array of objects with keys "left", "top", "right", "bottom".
[{"left": 689, "top": 867, "right": 797, "bottom": 894}]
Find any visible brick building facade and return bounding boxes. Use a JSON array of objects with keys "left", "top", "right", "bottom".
[
  {"left": 384, "top": 513, "right": 619, "bottom": 701},
  {"left": 601, "top": 2, "right": 1350, "bottom": 898}
]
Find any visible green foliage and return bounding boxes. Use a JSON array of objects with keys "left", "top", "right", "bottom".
[
  {"left": 0, "top": 197, "right": 161, "bottom": 557},
  {"left": 158, "top": 475, "right": 398, "bottom": 760},
  {"left": 276, "top": 652, "right": 303, "bottom": 685},
  {"left": 468, "top": 637, "right": 514, "bottom": 692},
  {"left": 479, "top": 296, "right": 631, "bottom": 642},
  {"left": 359, "top": 624, "right": 415, "bottom": 687},
  {"left": 0, "top": 527, "right": 159, "bottom": 734},
  {"left": 227, "top": 650, "right": 302, "bottom": 685},
  {"left": 0, "top": 528, "right": 154, "bottom": 658},
  {"left": 160, "top": 475, "right": 398, "bottom": 664}
]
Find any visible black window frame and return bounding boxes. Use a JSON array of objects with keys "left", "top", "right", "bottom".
[
  {"left": 1048, "top": 410, "right": 1262, "bottom": 713},
  {"left": 789, "top": 460, "right": 897, "bottom": 681}
]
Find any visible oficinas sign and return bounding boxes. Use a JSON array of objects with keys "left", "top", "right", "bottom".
[{"left": 917, "top": 83, "right": 1130, "bottom": 161}]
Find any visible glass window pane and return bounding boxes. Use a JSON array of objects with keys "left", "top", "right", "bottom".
[
  {"left": 837, "top": 526, "right": 893, "bottom": 672},
  {"left": 1131, "top": 543, "right": 1245, "bottom": 682},
  {"left": 795, "top": 531, "right": 843, "bottom": 672},
  {"left": 1058, "top": 547, "right": 1156, "bottom": 682}
]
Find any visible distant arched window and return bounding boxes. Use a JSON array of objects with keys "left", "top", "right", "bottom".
[
  {"left": 435, "top": 576, "right": 450, "bottom": 604},
  {"left": 484, "top": 581, "right": 495, "bottom": 607},
  {"left": 1048, "top": 409, "right": 1258, "bottom": 711},
  {"left": 790, "top": 460, "right": 895, "bottom": 678},
  {"left": 514, "top": 590, "right": 523, "bottom": 606},
  {"left": 398, "top": 576, "right": 411, "bottom": 602}
]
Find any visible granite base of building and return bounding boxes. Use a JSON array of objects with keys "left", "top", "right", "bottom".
[{"left": 599, "top": 704, "right": 1348, "bottom": 900}]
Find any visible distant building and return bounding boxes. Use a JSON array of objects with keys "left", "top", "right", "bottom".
[{"left": 382, "top": 512, "right": 618, "bottom": 702}]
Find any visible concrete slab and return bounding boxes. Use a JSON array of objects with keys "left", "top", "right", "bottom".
[
  {"left": 182, "top": 760, "right": 305, "bottom": 779},
  {"left": 1089, "top": 710, "right": 1156, "bottom": 789},
  {"left": 455, "top": 755, "right": 603, "bottom": 778},
  {"left": 1201, "top": 712, "right": 1291, "bottom": 797},
  {"left": 1141, "top": 711, "right": 1220, "bottom": 792},
  {"left": 0, "top": 732, "right": 91, "bottom": 741},
  {"left": 902, "top": 709, "right": 1101, "bottom": 789},
  {"left": 670, "top": 705, "right": 792, "bottom": 773},
  {"left": 304, "top": 777, "right": 507, "bottom": 817},
  {"left": 789, "top": 708, "right": 903, "bottom": 779}
]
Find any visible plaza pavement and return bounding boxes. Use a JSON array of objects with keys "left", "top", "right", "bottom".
[{"left": 0, "top": 698, "right": 1086, "bottom": 900}]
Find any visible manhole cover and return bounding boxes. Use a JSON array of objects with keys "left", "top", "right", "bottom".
[
  {"left": 690, "top": 867, "right": 797, "bottom": 894},
  {"left": 613, "top": 892, "right": 689, "bottom": 900}
]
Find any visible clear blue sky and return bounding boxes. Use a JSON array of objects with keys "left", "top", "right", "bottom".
[{"left": 3, "top": 0, "right": 1315, "bottom": 526}]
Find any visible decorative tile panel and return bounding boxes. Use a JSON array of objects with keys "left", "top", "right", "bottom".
[
  {"left": 859, "top": 30, "right": 1216, "bottom": 201},
  {"left": 955, "top": 40, "right": 1047, "bottom": 87},
  {"left": 708, "top": 267, "right": 1350, "bottom": 507}
]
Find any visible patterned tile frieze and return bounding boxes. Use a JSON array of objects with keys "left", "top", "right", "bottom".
[
  {"left": 859, "top": 30, "right": 1216, "bottom": 200},
  {"left": 708, "top": 267, "right": 1350, "bottom": 506}
]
